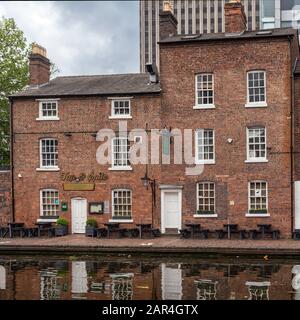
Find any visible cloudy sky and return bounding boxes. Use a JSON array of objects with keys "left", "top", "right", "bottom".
[{"left": 0, "top": 1, "right": 139, "bottom": 76}]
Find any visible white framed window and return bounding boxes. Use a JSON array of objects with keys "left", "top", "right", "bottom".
[
  {"left": 37, "top": 100, "right": 59, "bottom": 120},
  {"left": 195, "top": 73, "right": 215, "bottom": 109},
  {"left": 39, "top": 138, "right": 58, "bottom": 169},
  {"left": 246, "top": 71, "right": 267, "bottom": 107},
  {"left": 196, "top": 182, "right": 216, "bottom": 217},
  {"left": 112, "top": 189, "right": 132, "bottom": 220},
  {"left": 248, "top": 181, "right": 268, "bottom": 215},
  {"left": 246, "top": 128, "right": 267, "bottom": 162},
  {"left": 110, "top": 137, "right": 132, "bottom": 170},
  {"left": 195, "top": 129, "right": 215, "bottom": 164},
  {"left": 40, "top": 189, "right": 59, "bottom": 218},
  {"left": 110, "top": 99, "right": 132, "bottom": 119}
]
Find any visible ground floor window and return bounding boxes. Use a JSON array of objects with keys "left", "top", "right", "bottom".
[
  {"left": 197, "top": 182, "right": 215, "bottom": 215},
  {"left": 112, "top": 189, "right": 132, "bottom": 219},
  {"left": 248, "top": 181, "right": 268, "bottom": 214},
  {"left": 40, "top": 189, "right": 59, "bottom": 217}
]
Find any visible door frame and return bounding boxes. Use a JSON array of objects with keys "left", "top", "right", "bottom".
[
  {"left": 160, "top": 189, "right": 182, "bottom": 234},
  {"left": 71, "top": 197, "right": 88, "bottom": 234}
]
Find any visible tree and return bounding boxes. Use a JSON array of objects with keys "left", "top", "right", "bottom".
[{"left": 0, "top": 17, "right": 29, "bottom": 166}]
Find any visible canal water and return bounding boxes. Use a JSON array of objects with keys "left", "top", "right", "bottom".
[{"left": 0, "top": 254, "right": 299, "bottom": 300}]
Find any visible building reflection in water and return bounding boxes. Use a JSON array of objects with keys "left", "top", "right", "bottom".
[
  {"left": 194, "top": 280, "right": 218, "bottom": 300},
  {"left": 292, "top": 265, "right": 300, "bottom": 301},
  {"left": 161, "top": 264, "right": 182, "bottom": 300},
  {"left": 0, "top": 265, "right": 5, "bottom": 290},
  {"left": 245, "top": 282, "right": 271, "bottom": 300},
  {"left": 110, "top": 273, "right": 134, "bottom": 300},
  {"left": 0, "top": 257, "right": 297, "bottom": 300},
  {"left": 71, "top": 261, "right": 88, "bottom": 300},
  {"left": 40, "top": 268, "right": 61, "bottom": 300}
]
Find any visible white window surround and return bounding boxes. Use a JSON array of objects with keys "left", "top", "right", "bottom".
[
  {"left": 111, "top": 137, "right": 131, "bottom": 170},
  {"left": 245, "top": 70, "right": 267, "bottom": 108},
  {"left": 109, "top": 99, "right": 132, "bottom": 119},
  {"left": 195, "top": 129, "right": 215, "bottom": 165},
  {"left": 38, "top": 138, "right": 59, "bottom": 171},
  {"left": 195, "top": 73, "right": 215, "bottom": 109},
  {"left": 246, "top": 127, "right": 268, "bottom": 163},
  {"left": 247, "top": 180, "right": 269, "bottom": 216},
  {"left": 196, "top": 182, "right": 216, "bottom": 217},
  {"left": 112, "top": 189, "right": 132, "bottom": 220},
  {"left": 40, "top": 189, "right": 59, "bottom": 218},
  {"left": 36, "top": 100, "right": 60, "bottom": 120}
]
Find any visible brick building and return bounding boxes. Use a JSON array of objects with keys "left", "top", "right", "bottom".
[{"left": 9, "top": 1, "right": 300, "bottom": 238}]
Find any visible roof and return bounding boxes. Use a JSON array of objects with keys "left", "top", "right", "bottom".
[
  {"left": 159, "top": 27, "right": 298, "bottom": 45},
  {"left": 11, "top": 73, "right": 161, "bottom": 99}
]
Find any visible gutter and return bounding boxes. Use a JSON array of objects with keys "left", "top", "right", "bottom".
[{"left": 9, "top": 97, "right": 15, "bottom": 223}]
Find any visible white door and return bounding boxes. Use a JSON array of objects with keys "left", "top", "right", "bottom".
[
  {"left": 71, "top": 198, "right": 87, "bottom": 234},
  {"left": 161, "top": 264, "right": 183, "bottom": 300},
  {"left": 0, "top": 265, "right": 6, "bottom": 290},
  {"left": 162, "top": 191, "right": 181, "bottom": 233}
]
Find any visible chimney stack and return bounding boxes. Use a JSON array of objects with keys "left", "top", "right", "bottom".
[
  {"left": 224, "top": 0, "right": 247, "bottom": 34},
  {"left": 29, "top": 43, "right": 51, "bottom": 86},
  {"left": 159, "top": 1, "right": 178, "bottom": 40}
]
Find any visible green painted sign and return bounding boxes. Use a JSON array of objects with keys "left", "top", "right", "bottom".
[{"left": 61, "top": 202, "right": 68, "bottom": 212}]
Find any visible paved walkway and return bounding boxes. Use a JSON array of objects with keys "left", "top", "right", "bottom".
[{"left": 1, "top": 235, "right": 300, "bottom": 256}]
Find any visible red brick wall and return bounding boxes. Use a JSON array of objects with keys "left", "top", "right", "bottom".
[
  {"left": 0, "top": 171, "right": 11, "bottom": 224},
  {"left": 159, "top": 37, "right": 297, "bottom": 238},
  {"left": 12, "top": 95, "right": 162, "bottom": 229}
]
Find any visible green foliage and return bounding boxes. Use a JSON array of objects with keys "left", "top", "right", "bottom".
[
  {"left": 86, "top": 218, "right": 98, "bottom": 228},
  {"left": 0, "top": 17, "right": 30, "bottom": 165},
  {"left": 56, "top": 218, "right": 69, "bottom": 227}
]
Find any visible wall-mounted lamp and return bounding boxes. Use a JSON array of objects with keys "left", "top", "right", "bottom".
[
  {"left": 227, "top": 138, "right": 233, "bottom": 144},
  {"left": 141, "top": 171, "right": 156, "bottom": 225},
  {"left": 18, "top": 173, "right": 22, "bottom": 178}
]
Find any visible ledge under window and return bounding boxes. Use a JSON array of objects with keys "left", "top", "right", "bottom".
[
  {"left": 36, "top": 167, "right": 60, "bottom": 172},
  {"left": 245, "top": 159, "right": 269, "bottom": 164},
  {"left": 37, "top": 218, "right": 58, "bottom": 223},
  {"left": 109, "top": 166, "right": 133, "bottom": 171},
  {"left": 36, "top": 117, "right": 60, "bottom": 121},
  {"left": 245, "top": 213, "right": 270, "bottom": 218},
  {"left": 195, "top": 160, "right": 216, "bottom": 165},
  {"left": 193, "top": 104, "right": 216, "bottom": 110},
  {"left": 109, "top": 219, "right": 133, "bottom": 223},
  {"left": 194, "top": 214, "right": 218, "bottom": 218},
  {"left": 245, "top": 102, "right": 268, "bottom": 108},
  {"left": 109, "top": 115, "right": 132, "bottom": 120}
]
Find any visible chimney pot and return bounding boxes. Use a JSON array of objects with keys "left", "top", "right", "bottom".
[
  {"left": 224, "top": 0, "right": 247, "bottom": 34},
  {"left": 29, "top": 43, "right": 51, "bottom": 86},
  {"left": 163, "top": 1, "right": 173, "bottom": 13}
]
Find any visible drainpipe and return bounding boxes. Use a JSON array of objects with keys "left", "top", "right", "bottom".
[
  {"left": 9, "top": 97, "right": 15, "bottom": 223},
  {"left": 291, "top": 42, "right": 298, "bottom": 236}
]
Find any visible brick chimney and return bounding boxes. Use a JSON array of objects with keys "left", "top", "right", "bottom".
[
  {"left": 29, "top": 43, "right": 51, "bottom": 86},
  {"left": 159, "top": 1, "right": 178, "bottom": 40},
  {"left": 224, "top": 0, "right": 247, "bottom": 34}
]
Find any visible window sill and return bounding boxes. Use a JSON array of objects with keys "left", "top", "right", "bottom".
[
  {"left": 109, "top": 219, "right": 133, "bottom": 223},
  {"left": 109, "top": 115, "right": 132, "bottom": 120},
  {"left": 195, "top": 160, "right": 215, "bottom": 165},
  {"left": 193, "top": 104, "right": 216, "bottom": 110},
  {"left": 194, "top": 214, "right": 218, "bottom": 218},
  {"left": 36, "top": 117, "right": 60, "bottom": 121},
  {"left": 37, "top": 218, "right": 58, "bottom": 223},
  {"left": 36, "top": 167, "right": 60, "bottom": 172},
  {"left": 245, "top": 102, "right": 268, "bottom": 108},
  {"left": 245, "top": 159, "right": 268, "bottom": 163},
  {"left": 109, "top": 166, "right": 133, "bottom": 171},
  {"left": 245, "top": 213, "right": 270, "bottom": 218}
]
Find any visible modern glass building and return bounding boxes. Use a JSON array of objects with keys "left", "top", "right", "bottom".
[{"left": 140, "top": 0, "right": 261, "bottom": 72}]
